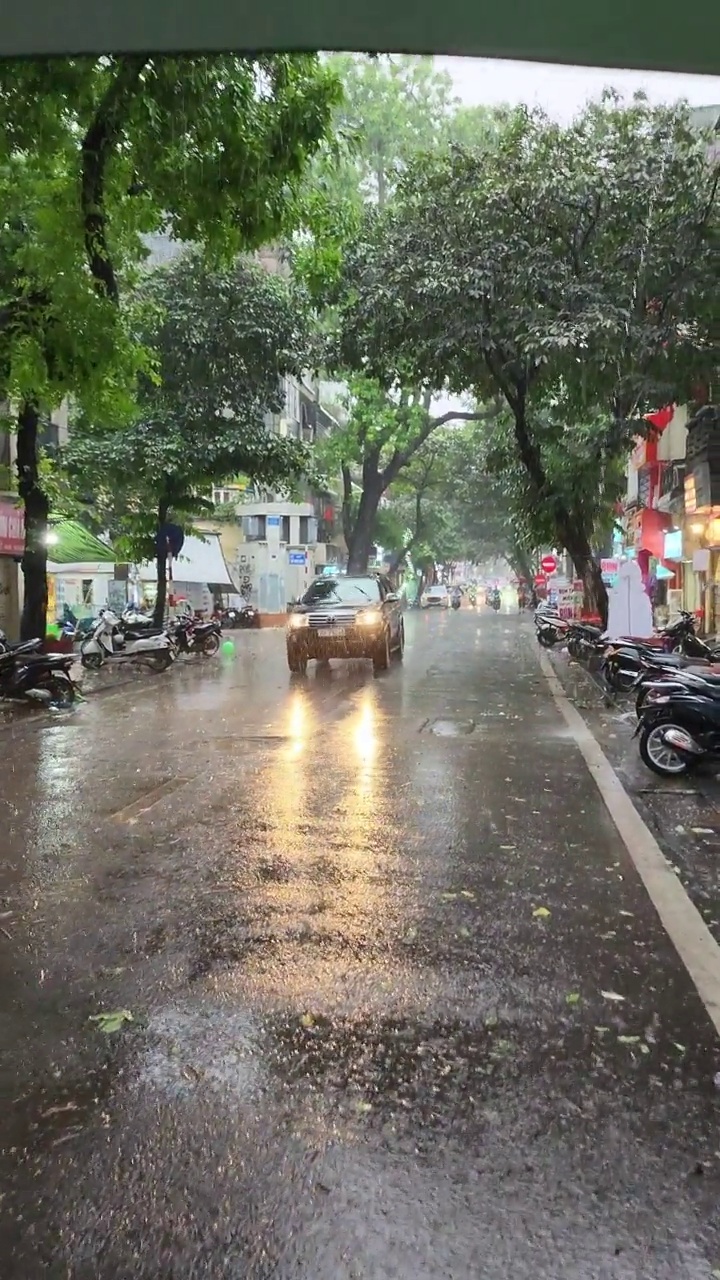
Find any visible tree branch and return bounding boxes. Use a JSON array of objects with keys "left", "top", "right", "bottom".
[
  {"left": 380, "top": 397, "right": 504, "bottom": 489},
  {"left": 80, "top": 55, "right": 148, "bottom": 303}
]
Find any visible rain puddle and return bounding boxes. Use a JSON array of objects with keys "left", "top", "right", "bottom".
[
  {"left": 138, "top": 1001, "right": 263, "bottom": 1099},
  {"left": 427, "top": 719, "right": 476, "bottom": 737}
]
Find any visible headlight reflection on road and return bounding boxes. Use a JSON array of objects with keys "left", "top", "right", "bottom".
[
  {"left": 286, "top": 689, "right": 309, "bottom": 760},
  {"left": 351, "top": 689, "right": 380, "bottom": 800}
]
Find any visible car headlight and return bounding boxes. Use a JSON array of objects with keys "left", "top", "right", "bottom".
[
  {"left": 358, "top": 610, "right": 382, "bottom": 626},
  {"left": 288, "top": 613, "right": 308, "bottom": 629}
]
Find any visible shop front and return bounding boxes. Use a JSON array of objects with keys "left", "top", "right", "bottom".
[
  {"left": 0, "top": 498, "right": 23, "bottom": 638},
  {"left": 624, "top": 506, "right": 676, "bottom": 620}
]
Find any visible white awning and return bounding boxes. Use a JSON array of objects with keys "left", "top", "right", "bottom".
[{"left": 138, "top": 533, "right": 235, "bottom": 587}]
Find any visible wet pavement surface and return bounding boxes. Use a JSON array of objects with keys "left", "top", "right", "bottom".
[
  {"left": 549, "top": 649, "right": 720, "bottom": 953},
  {"left": 2, "top": 610, "right": 720, "bottom": 1279}
]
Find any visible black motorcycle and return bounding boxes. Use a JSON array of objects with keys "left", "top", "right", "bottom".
[
  {"left": 221, "top": 605, "right": 259, "bottom": 629},
  {"left": 662, "top": 610, "right": 720, "bottom": 660},
  {"left": 169, "top": 617, "right": 222, "bottom": 656},
  {"left": 636, "top": 685, "right": 720, "bottom": 777},
  {"left": 0, "top": 649, "right": 77, "bottom": 707}
]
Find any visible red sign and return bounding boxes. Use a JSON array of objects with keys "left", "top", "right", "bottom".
[
  {"left": 0, "top": 499, "right": 23, "bottom": 556},
  {"left": 540, "top": 554, "right": 558, "bottom": 575},
  {"left": 534, "top": 573, "right": 546, "bottom": 587}
]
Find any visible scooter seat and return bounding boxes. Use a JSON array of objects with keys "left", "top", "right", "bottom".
[{"left": 123, "top": 627, "right": 166, "bottom": 641}]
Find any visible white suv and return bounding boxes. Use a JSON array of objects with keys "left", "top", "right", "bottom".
[{"left": 421, "top": 585, "right": 450, "bottom": 609}]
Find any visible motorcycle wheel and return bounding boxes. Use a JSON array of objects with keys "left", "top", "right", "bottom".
[
  {"left": 201, "top": 633, "right": 220, "bottom": 657},
  {"left": 603, "top": 661, "right": 636, "bottom": 694},
  {"left": 80, "top": 652, "right": 103, "bottom": 671},
  {"left": 143, "top": 652, "right": 173, "bottom": 673},
  {"left": 537, "top": 630, "right": 557, "bottom": 648},
  {"left": 40, "top": 674, "right": 76, "bottom": 708},
  {"left": 639, "top": 720, "right": 692, "bottom": 777}
]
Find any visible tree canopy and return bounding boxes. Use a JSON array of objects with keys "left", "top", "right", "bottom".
[
  {"left": 328, "top": 95, "right": 720, "bottom": 619},
  {"left": 0, "top": 53, "right": 341, "bottom": 636},
  {"left": 64, "top": 250, "right": 315, "bottom": 622}
]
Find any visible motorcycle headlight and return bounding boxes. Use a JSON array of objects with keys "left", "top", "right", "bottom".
[
  {"left": 358, "top": 610, "right": 382, "bottom": 626},
  {"left": 288, "top": 613, "right": 308, "bottom": 629}
]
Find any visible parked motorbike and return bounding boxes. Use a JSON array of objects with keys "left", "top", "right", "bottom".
[
  {"left": 635, "top": 684, "right": 720, "bottom": 776},
  {"left": 0, "top": 648, "right": 77, "bottom": 707},
  {"left": 634, "top": 662, "right": 720, "bottom": 718},
  {"left": 80, "top": 610, "right": 176, "bottom": 672},
  {"left": 535, "top": 605, "right": 568, "bottom": 648},
  {"left": 169, "top": 616, "right": 222, "bottom": 656},
  {"left": 222, "top": 604, "right": 259, "bottom": 629},
  {"left": 0, "top": 630, "right": 43, "bottom": 656},
  {"left": 490, "top": 592, "right": 501, "bottom": 612}
]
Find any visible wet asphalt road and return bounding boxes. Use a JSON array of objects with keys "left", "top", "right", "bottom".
[{"left": 2, "top": 609, "right": 720, "bottom": 1279}]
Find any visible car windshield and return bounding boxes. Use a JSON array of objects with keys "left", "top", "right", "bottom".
[
  {"left": 428, "top": 586, "right": 446, "bottom": 595},
  {"left": 302, "top": 577, "right": 380, "bottom": 605}
]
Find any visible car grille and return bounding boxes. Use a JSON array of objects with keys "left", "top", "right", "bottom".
[{"left": 307, "top": 612, "right": 357, "bottom": 629}]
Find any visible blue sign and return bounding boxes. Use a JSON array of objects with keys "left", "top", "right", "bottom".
[
  {"left": 267, "top": 515, "right": 281, "bottom": 527},
  {"left": 289, "top": 551, "right": 306, "bottom": 565}
]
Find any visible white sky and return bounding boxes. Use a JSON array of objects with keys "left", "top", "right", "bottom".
[{"left": 435, "top": 56, "right": 720, "bottom": 120}]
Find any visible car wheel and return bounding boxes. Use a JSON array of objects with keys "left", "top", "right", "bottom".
[
  {"left": 373, "top": 630, "right": 391, "bottom": 673},
  {"left": 287, "top": 646, "right": 307, "bottom": 675},
  {"left": 395, "top": 621, "right": 405, "bottom": 659}
]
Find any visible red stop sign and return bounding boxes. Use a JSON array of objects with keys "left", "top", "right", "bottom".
[{"left": 540, "top": 554, "right": 558, "bottom": 575}]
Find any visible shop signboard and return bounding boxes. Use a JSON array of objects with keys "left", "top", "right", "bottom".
[
  {"left": 601, "top": 558, "right": 620, "bottom": 584},
  {"left": 288, "top": 551, "right": 306, "bottom": 565},
  {"left": 0, "top": 499, "right": 23, "bottom": 556},
  {"left": 663, "top": 528, "right": 683, "bottom": 561}
]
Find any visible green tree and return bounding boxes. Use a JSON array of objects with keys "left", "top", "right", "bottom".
[
  {"left": 0, "top": 54, "right": 341, "bottom": 637},
  {"left": 317, "top": 375, "right": 499, "bottom": 573},
  {"left": 329, "top": 97, "right": 720, "bottom": 623},
  {"left": 63, "top": 251, "right": 315, "bottom": 624}
]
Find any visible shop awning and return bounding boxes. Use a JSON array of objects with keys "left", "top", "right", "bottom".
[
  {"left": 47, "top": 520, "right": 115, "bottom": 566},
  {"left": 3, "top": 4, "right": 718, "bottom": 73},
  {"left": 138, "top": 533, "right": 235, "bottom": 587}
]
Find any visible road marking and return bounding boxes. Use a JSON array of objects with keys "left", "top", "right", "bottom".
[
  {"left": 109, "top": 777, "right": 196, "bottom": 823},
  {"left": 537, "top": 647, "right": 720, "bottom": 1038}
]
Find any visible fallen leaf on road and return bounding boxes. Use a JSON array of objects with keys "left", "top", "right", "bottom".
[
  {"left": 594, "top": 1026, "right": 609, "bottom": 1035},
  {"left": 565, "top": 993, "right": 581, "bottom": 1005},
  {"left": 532, "top": 907, "right": 551, "bottom": 919},
  {"left": 300, "top": 1013, "right": 315, "bottom": 1028},
  {"left": 617, "top": 1035, "right": 640, "bottom": 1045},
  {"left": 441, "top": 892, "right": 458, "bottom": 902},
  {"left": 673, "top": 1043, "right": 686, "bottom": 1054},
  {"left": 618, "top": 911, "right": 634, "bottom": 918},
  {"left": 354, "top": 1100, "right": 372, "bottom": 1114},
  {"left": 639, "top": 1043, "right": 650, "bottom": 1055},
  {"left": 88, "top": 1009, "right": 133, "bottom": 1035},
  {"left": 692, "top": 828, "right": 715, "bottom": 835},
  {"left": 601, "top": 991, "right": 626, "bottom": 1003},
  {"left": 458, "top": 926, "right": 471, "bottom": 938},
  {"left": 460, "top": 890, "right": 476, "bottom": 900},
  {"left": 599, "top": 931, "right": 617, "bottom": 940},
  {"left": 499, "top": 846, "right": 516, "bottom": 851}
]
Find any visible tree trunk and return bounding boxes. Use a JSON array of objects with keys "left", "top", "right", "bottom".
[
  {"left": 560, "top": 520, "right": 608, "bottom": 627},
  {"left": 346, "top": 482, "right": 382, "bottom": 574},
  {"left": 16, "top": 401, "right": 49, "bottom": 642},
  {"left": 153, "top": 500, "right": 169, "bottom": 628}
]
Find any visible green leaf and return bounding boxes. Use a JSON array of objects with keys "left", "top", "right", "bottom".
[
  {"left": 88, "top": 1009, "right": 134, "bottom": 1035},
  {"left": 532, "top": 906, "right": 551, "bottom": 919},
  {"left": 565, "top": 992, "right": 581, "bottom": 1005}
]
